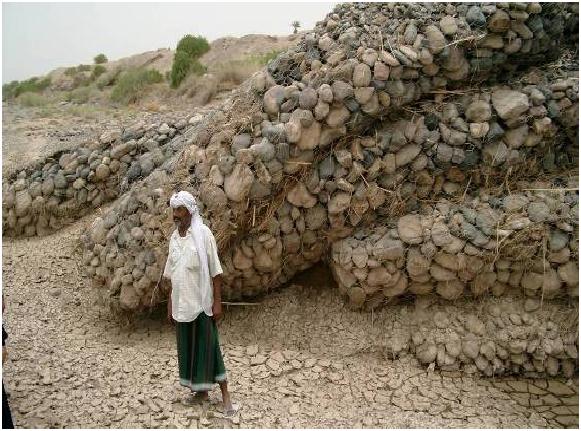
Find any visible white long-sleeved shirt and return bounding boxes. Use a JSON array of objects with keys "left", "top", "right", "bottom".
[{"left": 163, "top": 225, "right": 223, "bottom": 322}]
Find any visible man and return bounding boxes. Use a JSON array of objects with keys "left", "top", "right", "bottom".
[{"left": 163, "top": 190, "right": 238, "bottom": 415}]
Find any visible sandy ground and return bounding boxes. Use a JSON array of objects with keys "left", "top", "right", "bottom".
[{"left": 2, "top": 215, "right": 578, "bottom": 429}]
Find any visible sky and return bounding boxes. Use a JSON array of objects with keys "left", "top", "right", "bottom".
[{"left": 2, "top": 2, "right": 336, "bottom": 84}]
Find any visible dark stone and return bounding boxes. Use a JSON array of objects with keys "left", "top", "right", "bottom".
[
  {"left": 424, "top": 113, "right": 439, "bottom": 131},
  {"left": 127, "top": 162, "right": 142, "bottom": 182},
  {"left": 466, "top": 6, "right": 486, "bottom": 27}
]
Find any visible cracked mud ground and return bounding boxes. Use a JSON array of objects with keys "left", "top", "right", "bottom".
[{"left": 2, "top": 217, "right": 578, "bottom": 428}]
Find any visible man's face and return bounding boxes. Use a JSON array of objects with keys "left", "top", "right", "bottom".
[{"left": 173, "top": 206, "right": 191, "bottom": 230}]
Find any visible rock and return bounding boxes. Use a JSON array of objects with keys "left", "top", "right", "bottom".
[
  {"left": 224, "top": 164, "right": 254, "bottom": 202},
  {"left": 439, "top": 16, "right": 458, "bottom": 35},
  {"left": 131, "top": 227, "right": 144, "bottom": 241},
  {"left": 436, "top": 280, "right": 464, "bottom": 300},
  {"left": 328, "top": 193, "right": 351, "bottom": 214},
  {"left": 466, "top": 6, "right": 486, "bottom": 26},
  {"left": 465, "top": 101, "right": 492, "bottom": 122},
  {"left": 488, "top": 10, "right": 510, "bottom": 33},
  {"left": 367, "top": 267, "right": 391, "bottom": 287},
  {"left": 326, "top": 106, "right": 351, "bottom": 128},
  {"left": 90, "top": 217, "right": 107, "bottom": 245},
  {"left": 425, "top": 25, "right": 446, "bottom": 54},
  {"left": 417, "top": 343, "right": 437, "bottom": 365},
  {"left": 482, "top": 141, "right": 509, "bottom": 166},
  {"left": 549, "top": 229, "right": 569, "bottom": 251},
  {"left": 527, "top": 202, "right": 550, "bottom": 223},
  {"left": 100, "top": 129, "right": 120, "bottom": 144},
  {"left": 353, "top": 63, "right": 372, "bottom": 87},
  {"left": 397, "top": 215, "right": 423, "bottom": 244},
  {"left": 395, "top": 144, "right": 421, "bottom": 167},
  {"left": 348, "top": 286, "right": 366, "bottom": 308},
  {"left": 264, "top": 85, "right": 285, "bottom": 115},
  {"left": 558, "top": 262, "right": 578, "bottom": 287},
  {"left": 299, "top": 88, "right": 318, "bottom": 109},
  {"left": 95, "top": 164, "right": 110, "bottom": 180},
  {"left": 462, "top": 339, "right": 480, "bottom": 359},
  {"left": 318, "top": 84, "right": 333, "bottom": 103},
  {"left": 250, "top": 139, "right": 276, "bottom": 162},
  {"left": 297, "top": 121, "right": 321, "bottom": 151},
  {"left": 287, "top": 182, "right": 317, "bottom": 208},
  {"left": 14, "top": 190, "right": 32, "bottom": 217},
  {"left": 491, "top": 90, "right": 529, "bottom": 120}
]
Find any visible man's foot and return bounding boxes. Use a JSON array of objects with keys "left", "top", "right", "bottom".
[{"left": 224, "top": 402, "right": 240, "bottom": 417}]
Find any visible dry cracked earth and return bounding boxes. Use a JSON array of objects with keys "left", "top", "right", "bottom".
[{"left": 2, "top": 216, "right": 579, "bottom": 429}]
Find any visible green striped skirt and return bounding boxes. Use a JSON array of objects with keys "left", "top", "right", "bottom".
[{"left": 176, "top": 312, "right": 227, "bottom": 392}]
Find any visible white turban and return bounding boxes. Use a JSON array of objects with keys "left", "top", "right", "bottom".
[{"left": 169, "top": 191, "right": 211, "bottom": 305}]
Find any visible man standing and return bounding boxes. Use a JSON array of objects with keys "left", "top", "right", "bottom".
[{"left": 163, "top": 190, "right": 238, "bottom": 415}]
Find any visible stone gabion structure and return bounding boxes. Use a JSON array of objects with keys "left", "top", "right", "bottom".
[
  {"left": 383, "top": 297, "right": 579, "bottom": 379},
  {"left": 330, "top": 188, "right": 579, "bottom": 309},
  {"left": 2, "top": 115, "right": 201, "bottom": 237},
  {"left": 76, "top": 2, "right": 578, "bottom": 310},
  {"left": 4, "top": 3, "right": 577, "bottom": 376}
]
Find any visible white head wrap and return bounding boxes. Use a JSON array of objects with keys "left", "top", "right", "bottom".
[{"left": 169, "top": 191, "right": 212, "bottom": 309}]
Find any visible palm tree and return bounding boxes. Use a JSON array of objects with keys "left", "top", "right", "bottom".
[{"left": 291, "top": 20, "right": 301, "bottom": 34}]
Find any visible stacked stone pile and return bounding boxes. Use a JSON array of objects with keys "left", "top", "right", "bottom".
[
  {"left": 391, "top": 297, "right": 579, "bottom": 378},
  {"left": 1, "top": 115, "right": 201, "bottom": 237},
  {"left": 330, "top": 187, "right": 579, "bottom": 309},
  {"left": 75, "top": 2, "right": 578, "bottom": 315}
]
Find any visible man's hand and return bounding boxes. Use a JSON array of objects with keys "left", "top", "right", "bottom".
[{"left": 212, "top": 300, "right": 223, "bottom": 322}]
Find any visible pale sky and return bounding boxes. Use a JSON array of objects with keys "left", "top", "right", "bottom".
[{"left": 2, "top": 2, "right": 336, "bottom": 83}]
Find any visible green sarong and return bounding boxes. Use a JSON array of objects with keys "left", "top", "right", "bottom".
[{"left": 176, "top": 312, "right": 227, "bottom": 391}]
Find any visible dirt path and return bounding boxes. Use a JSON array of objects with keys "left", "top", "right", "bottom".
[{"left": 2, "top": 216, "right": 578, "bottom": 428}]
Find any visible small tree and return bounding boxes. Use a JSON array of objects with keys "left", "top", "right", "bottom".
[
  {"left": 170, "top": 50, "right": 192, "bottom": 89},
  {"left": 94, "top": 53, "right": 108, "bottom": 64},
  {"left": 91, "top": 65, "right": 107, "bottom": 80},
  {"left": 291, "top": 20, "right": 301, "bottom": 34},
  {"left": 176, "top": 35, "right": 210, "bottom": 59}
]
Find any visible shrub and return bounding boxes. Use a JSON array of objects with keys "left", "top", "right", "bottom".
[
  {"left": 176, "top": 35, "right": 210, "bottom": 59},
  {"left": 94, "top": 53, "right": 108, "bottom": 64},
  {"left": 69, "top": 87, "right": 92, "bottom": 104},
  {"left": 2, "top": 81, "right": 20, "bottom": 100},
  {"left": 91, "top": 65, "right": 107, "bottom": 80},
  {"left": 190, "top": 59, "right": 207, "bottom": 76},
  {"left": 170, "top": 50, "right": 192, "bottom": 89},
  {"left": 77, "top": 64, "right": 92, "bottom": 72},
  {"left": 111, "top": 68, "right": 163, "bottom": 104},
  {"left": 2, "top": 77, "right": 51, "bottom": 100},
  {"left": 17, "top": 92, "right": 49, "bottom": 107},
  {"left": 96, "top": 68, "right": 121, "bottom": 90}
]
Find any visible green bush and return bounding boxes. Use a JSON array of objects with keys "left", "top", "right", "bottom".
[
  {"left": 190, "top": 59, "right": 207, "bottom": 76},
  {"left": 2, "top": 77, "right": 51, "bottom": 100},
  {"left": 111, "top": 68, "right": 163, "bottom": 104},
  {"left": 94, "top": 53, "right": 108, "bottom": 64},
  {"left": 68, "top": 87, "right": 92, "bottom": 104},
  {"left": 96, "top": 68, "right": 121, "bottom": 90},
  {"left": 176, "top": 35, "right": 210, "bottom": 59},
  {"left": 2, "top": 81, "right": 20, "bottom": 100},
  {"left": 17, "top": 92, "right": 49, "bottom": 107},
  {"left": 170, "top": 50, "right": 192, "bottom": 89},
  {"left": 77, "top": 64, "right": 92, "bottom": 72},
  {"left": 91, "top": 65, "right": 107, "bottom": 80}
]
